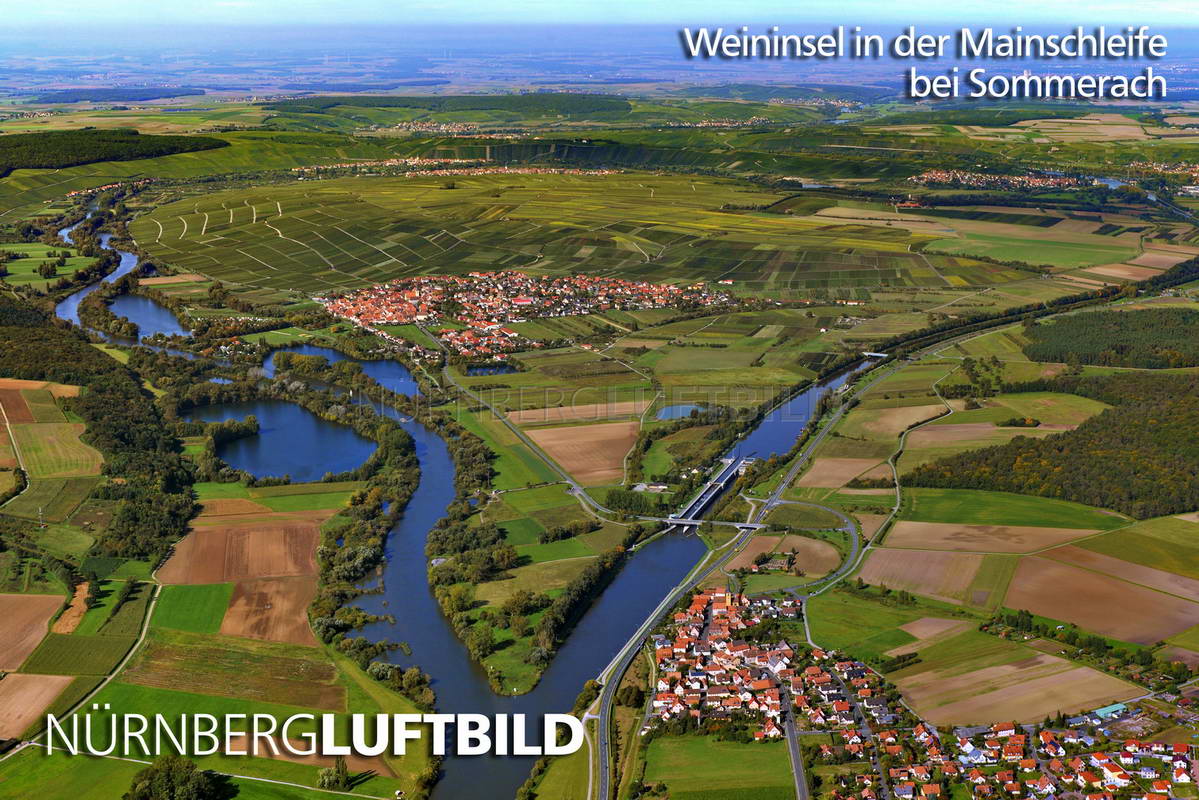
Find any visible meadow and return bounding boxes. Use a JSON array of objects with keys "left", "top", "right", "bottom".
[
  {"left": 642, "top": 736, "right": 796, "bottom": 800},
  {"left": 898, "top": 488, "right": 1126, "bottom": 529},
  {"left": 152, "top": 583, "right": 235, "bottom": 634}
]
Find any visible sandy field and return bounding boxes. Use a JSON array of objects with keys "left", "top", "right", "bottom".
[
  {"left": 856, "top": 404, "right": 944, "bottom": 438},
  {"left": 855, "top": 514, "right": 890, "bottom": 540},
  {"left": 796, "top": 458, "right": 882, "bottom": 488},
  {"left": 50, "top": 582, "right": 89, "bottom": 634},
  {"left": 898, "top": 653, "right": 1138, "bottom": 724},
  {"left": 908, "top": 423, "right": 1000, "bottom": 445},
  {"left": 617, "top": 338, "right": 668, "bottom": 349},
  {"left": 0, "top": 674, "right": 73, "bottom": 738},
  {"left": 1176, "top": 512, "right": 1199, "bottom": 524},
  {"left": 1006, "top": 557, "right": 1199, "bottom": 644},
  {"left": 0, "top": 390, "right": 34, "bottom": 424},
  {"left": 1045, "top": 545, "right": 1199, "bottom": 602},
  {"left": 220, "top": 576, "right": 318, "bottom": 646},
  {"left": 858, "top": 548, "right": 981, "bottom": 604},
  {"left": 527, "top": 420, "right": 638, "bottom": 485},
  {"left": 776, "top": 535, "right": 840, "bottom": 578},
  {"left": 509, "top": 400, "right": 649, "bottom": 425},
  {"left": 1086, "top": 263, "right": 1163, "bottom": 281},
  {"left": 0, "top": 593, "right": 63, "bottom": 670},
  {"left": 1057, "top": 275, "right": 1112, "bottom": 288},
  {"left": 157, "top": 513, "right": 322, "bottom": 584},
  {"left": 886, "top": 617, "right": 973, "bottom": 656},
  {"left": 198, "top": 498, "right": 273, "bottom": 516},
  {"left": 727, "top": 536, "right": 781, "bottom": 571},
  {"left": 885, "top": 521, "right": 1098, "bottom": 553},
  {"left": 138, "top": 273, "right": 206, "bottom": 285},
  {"left": 1129, "top": 250, "right": 1192, "bottom": 269},
  {"left": 840, "top": 488, "right": 893, "bottom": 496},
  {"left": 0, "top": 379, "right": 80, "bottom": 398}
]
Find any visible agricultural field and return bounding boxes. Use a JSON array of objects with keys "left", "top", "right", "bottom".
[
  {"left": 1, "top": 378, "right": 101, "bottom": 524},
  {"left": 896, "top": 488, "right": 1126, "bottom": 529},
  {"left": 0, "top": 592, "right": 64, "bottom": 670},
  {"left": 890, "top": 628, "right": 1139, "bottom": 724},
  {"left": 643, "top": 736, "right": 797, "bottom": 800},
  {"left": 152, "top": 583, "right": 235, "bottom": 634},
  {"left": 0, "top": 673, "right": 74, "bottom": 739},
  {"left": 126, "top": 173, "right": 1031, "bottom": 296},
  {"left": 21, "top": 632, "right": 138, "bottom": 675}
]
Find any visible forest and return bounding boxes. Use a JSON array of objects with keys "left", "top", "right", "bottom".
[
  {"left": 1023, "top": 308, "right": 1199, "bottom": 368},
  {"left": 33, "top": 88, "right": 205, "bottom": 103},
  {"left": 905, "top": 372, "right": 1199, "bottom": 518},
  {"left": 0, "top": 129, "right": 227, "bottom": 177}
]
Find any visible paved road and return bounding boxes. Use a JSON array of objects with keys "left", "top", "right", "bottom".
[
  {"left": 592, "top": 361, "right": 902, "bottom": 798},
  {"left": 783, "top": 690, "right": 812, "bottom": 800}
]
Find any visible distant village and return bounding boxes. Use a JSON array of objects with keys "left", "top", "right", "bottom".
[
  {"left": 319, "top": 271, "right": 734, "bottom": 357},
  {"left": 908, "top": 171, "right": 1090, "bottom": 191}
]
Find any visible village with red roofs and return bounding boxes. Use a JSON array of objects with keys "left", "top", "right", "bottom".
[
  {"left": 644, "top": 589, "right": 1199, "bottom": 800},
  {"left": 319, "top": 270, "right": 735, "bottom": 358}
]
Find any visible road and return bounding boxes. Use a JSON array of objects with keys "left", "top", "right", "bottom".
[{"left": 593, "top": 359, "right": 905, "bottom": 798}]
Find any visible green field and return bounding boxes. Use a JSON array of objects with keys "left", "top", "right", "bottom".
[
  {"left": 0, "top": 242, "right": 97, "bottom": 290},
  {"left": 152, "top": 583, "right": 234, "bottom": 634},
  {"left": 4, "top": 476, "right": 99, "bottom": 522},
  {"left": 900, "top": 488, "right": 1127, "bottom": 529},
  {"left": 21, "top": 390, "right": 67, "bottom": 423},
  {"left": 10, "top": 423, "right": 103, "bottom": 478},
  {"left": 1079, "top": 516, "right": 1199, "bottom": 579},
  {"left": 926, "top": 231, "right": 1138, "bottom": 269},
  {"left": 807, "top": 587, "right": 971, "bottom": 660},
  {"left": 766, "top": 503, "right": 844, "bottom": 529},
  {"left": 643, "top": 736, "right": 796, "bottom": 800},
  {"left": 21, "top": 633, "right": 137, "bottom": 675},
  {"left": 930, "top": 392, "right": 1110, "bottom": 427}
]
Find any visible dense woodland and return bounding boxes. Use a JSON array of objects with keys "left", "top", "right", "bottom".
[
  {"left": 34, "top": 88, "right": 205, "bottom": 103},
  {"left": 1023, "top": 308, "right": 1199, "bottom": 368},
  {"left": 0, "top": 295, "right": 196, "bottom": 557},
  {"left": 906, "top": 372, "right": 1199, "bottom": 517},
  {"left": 0, "top": 129, "right": 226, "bottom": 178}
]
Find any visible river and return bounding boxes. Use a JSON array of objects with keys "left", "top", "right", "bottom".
[{"left": 53, "top": 224, "right": 861, "bottom": 799}]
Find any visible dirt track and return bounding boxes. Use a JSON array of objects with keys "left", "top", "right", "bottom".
[{"left": 50, "top": 582, "right": 88, "bottom": 634}]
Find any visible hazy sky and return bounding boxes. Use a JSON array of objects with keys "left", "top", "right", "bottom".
[{"left": 7, "top": 0, "right": 1194, "bottom": 26}]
